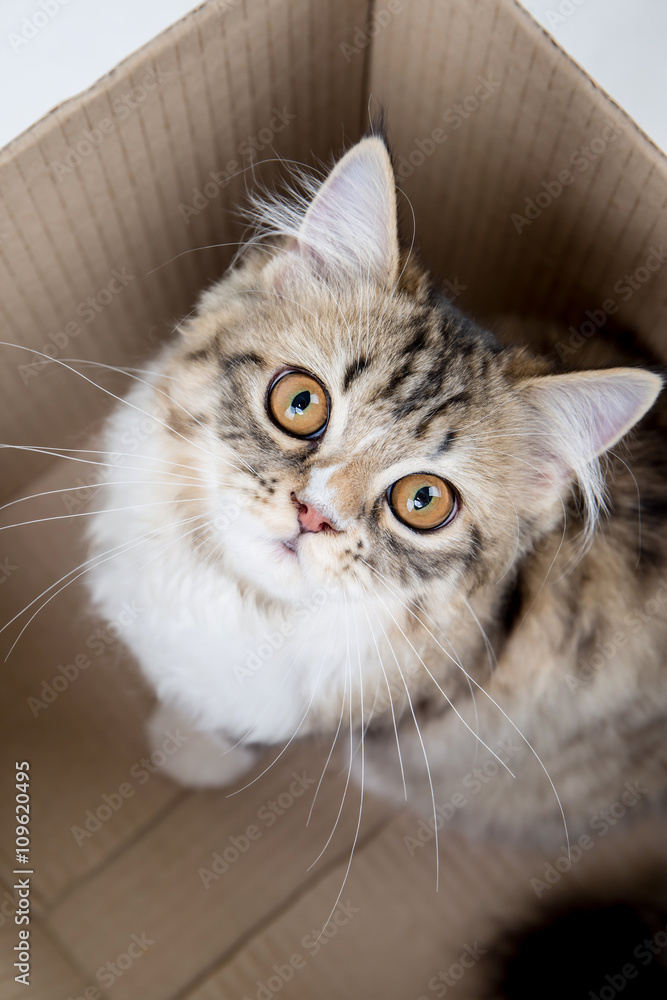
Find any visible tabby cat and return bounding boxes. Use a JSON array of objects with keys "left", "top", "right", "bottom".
[{"left": 87, "top": 133, "right": 667, "bottom": 848}]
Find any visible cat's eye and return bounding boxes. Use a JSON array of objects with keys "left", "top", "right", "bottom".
[
  {"left": 388, "top": 473, "right": 457, "bottom": 531},
  {"left": 267, "top": 369, "right": 329, "bottom": 439}
]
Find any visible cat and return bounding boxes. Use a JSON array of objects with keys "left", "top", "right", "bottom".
[{"left": 86, "top": 131, "right": 667, "bottom": 849}]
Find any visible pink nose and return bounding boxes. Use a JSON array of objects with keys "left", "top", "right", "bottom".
[{"left": 293, "top": 497, "right": 336, "bottom": 533}]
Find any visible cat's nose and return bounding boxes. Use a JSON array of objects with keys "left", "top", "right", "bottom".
[{"left": 292, "top": 495, "right": 336, "bottom": 533}]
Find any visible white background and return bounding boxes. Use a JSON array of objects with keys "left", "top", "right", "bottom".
[
  {"left": 0, "top": 0, "right": 665, "bottom": 152},
  {"left": 521, "top": 0, "right": 667, "bottom": 151}
]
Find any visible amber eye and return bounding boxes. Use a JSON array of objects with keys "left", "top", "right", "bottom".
[
  {"left": 388, "top": 473, "right": 457, "bottom": 531},
  {"left": 268, "top": 370, "right": 329, "bottom": 439}
]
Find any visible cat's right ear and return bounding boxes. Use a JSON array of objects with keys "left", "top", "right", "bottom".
[{"left": 271, "top": 137, "right": 400, "bottom": 291}]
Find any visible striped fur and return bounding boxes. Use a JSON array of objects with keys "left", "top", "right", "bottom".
[{"left": 87, "top": 136, "right": 667, "bottom": 846}]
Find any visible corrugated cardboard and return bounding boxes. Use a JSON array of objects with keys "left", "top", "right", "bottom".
[{"left": 1, "top": 1, "right": 666, "bottom": 997}]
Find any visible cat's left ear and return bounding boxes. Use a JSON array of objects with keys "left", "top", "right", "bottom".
[
  {"left": 518, "top": 366, "right": 662, "bottom": 493},
  {"left": 275, "top": 136, "right": 400, "bottom": 289}
]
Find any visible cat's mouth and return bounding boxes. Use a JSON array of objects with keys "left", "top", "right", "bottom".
[{"left": 275, "top": 519, "right": 339, "bottom": 565}]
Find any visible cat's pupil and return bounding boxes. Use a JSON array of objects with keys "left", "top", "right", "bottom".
[
  {"left": 292, "top": 390, "right": 311, "bottom": 413},
  {"left": 413, "top": 486, "right": 432, "bottom": 510}
]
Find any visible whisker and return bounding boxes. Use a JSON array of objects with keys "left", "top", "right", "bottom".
[
  {"left": 360, "top": 559, "right": 570, "bottom": 858},
  {"left": 306, "top": 656, "right": 348, "bottom": 827},
  {"left": 0, "top": 344, "right": 252, "bottom": 479},
  {"left": 60, "top": 355, "right": 257, "bottom": 479},
  {"left": 394, "top": 184, "right": 418, "bottom": 292},
  {"left": 361, "top": 601, "right": 407, "bottom": 800},
  {"left": 0, "top": 443, "right": 211, "bottom": 482},
  {"left": 221, "top": 596, "right": 332, "bottom": 757},
  {"left": 608, "top": 449, "right": 642, "bottom": 572},
  {"left": 0, "top": 480, "right": 201, "bottom": 513},
  {"left": 225, "top": 600, "right": 335, "bottom": 796},
  {"left": 314, "top": 593, "right": 367, "bottom": 939},
  {"left": 0, "top": 495, "right": 211, "bottom": 532},
  {"left": 365, "top": 596, "right": 441, "bottom": 891},
  {"left": 133, "top": 516, "right": 216, "bottom": 574},
  {"left": 462, "top": 596, "right": 498, "bottom": 678},
  {"left": 360, "top": 562, "right": 481, "bottom": 764},
  {"left": 361, "top": 565, "right": 513, "bottom": 777},
  {"left": 308, "top": 595, "right": 355, "bottom": 868},
  {"left": 2, "top": 512, "right": 205, "bottom": 658},
  {"left": 145, "top": 239, "right": 264, "bottom": 275}
]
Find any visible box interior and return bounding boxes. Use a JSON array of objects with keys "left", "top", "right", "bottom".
[{"left": 1, "top": 0, "right": 666, "bottom": 997}]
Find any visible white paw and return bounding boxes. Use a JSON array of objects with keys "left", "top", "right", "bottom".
[{"left": 147, "top": 702, "right": 258, "bottom": 789}]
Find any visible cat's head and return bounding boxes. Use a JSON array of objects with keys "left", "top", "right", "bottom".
[{"left": 159, "top": 136, "right": 660, "bottom": 612}]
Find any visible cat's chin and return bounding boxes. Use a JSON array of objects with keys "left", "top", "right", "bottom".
[
  {"left": 218, "top": 516, "right": 321, "bottom": 604},
  {"left": 212, "top": 506, "right": 365, "bottom": 606},
  {"left": 234, "top": 532, "right": 363, "bottom": 608},
  {"left": 262, "top": 539, "right": 348, "bottom": 604},
  {"left": 276, "top": 537, "right": 299, "bottom": 560}
]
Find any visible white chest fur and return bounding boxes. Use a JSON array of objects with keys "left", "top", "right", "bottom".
[{"left": 86, "top": 381, "right": 404, "bottom": 757}]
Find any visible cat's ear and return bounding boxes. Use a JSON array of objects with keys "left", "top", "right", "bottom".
[
  {"left": 274, "top": 136, "right": 400, "bottom": 289},
  {"left": 518, "top": 367, "right": 661, "bottom": 493}
]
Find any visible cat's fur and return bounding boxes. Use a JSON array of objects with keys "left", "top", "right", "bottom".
[{"left": 87, "top": 135, "right": 666, "bottom": 846}]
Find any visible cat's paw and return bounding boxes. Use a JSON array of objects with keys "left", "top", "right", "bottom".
[{"left": 147, "top": 702, "right": 258, "bottom": 789}]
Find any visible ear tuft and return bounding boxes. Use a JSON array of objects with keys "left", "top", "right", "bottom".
[
  {"left": 518, "top": 367, "right": 662, "bottom": 536},
  {"left": 274, "top": 137, "right": 400, "bottom": 289},
  {"left": 521, "top": 368, "right": 661, "bottom": 471}
]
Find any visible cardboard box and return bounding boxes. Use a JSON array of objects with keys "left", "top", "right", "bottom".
[{"left": 1, "top": 1, "right": 666, "bottom": 997}]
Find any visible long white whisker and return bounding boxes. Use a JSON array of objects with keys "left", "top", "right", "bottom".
[
  {"left": 0, "top": 344, "right": 252, "bottom": 478},
  {"left": 361, "top": 602, "right": 407, "bottom": 799},
  {"left": 2, "top": 512, "right": 205, "bottom": 658},
  {"left": 225, "top": 601, "right": 335, "bottom": 797},
  {"left": 315, "top": 593, "right": 366, "bottom": 939},
  {"left": 59, "top": 355, "right": 257, "bottom": 478},
  {"left": 366, "top": 596, "right": 440, "bottom": 891},
  {"left": 221, "top": 597, "right": 331, "bottom": 756},
  {"left": 133, "top": 516, "right": 217, "bottom": 574},
  {"left": 308, "top": 594, "right": 354, "bottom": 868},
  {"left": 362, "top": 568, "right": 513, "bottom": 777},
  {"left": 361, "top": 560, "right": 570, "bottom": 858},
  {"left": 462, "top": 596, "right": 498, "bottom": 677},
  {"left": 1, "top": 513, "right": 196, "bottom": 636},
  {"left": 306, "top": 648, "right": 348, "bottom": 827},
  {"left": 0, "top": 443, "right": 211, "bottom": 482},
  {"left": 0, "top": 480, "right": 211, "bottom": 514},
  {"left": 359, "top": 561, "right": 481, "bottom": 764},
  {"left": 0, "top": 495, "right": 209, "bottom": 532}
]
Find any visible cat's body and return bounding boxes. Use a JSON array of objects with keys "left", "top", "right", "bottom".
[{"left": 87, "top": 135, "right": 667, "bottom": 845}]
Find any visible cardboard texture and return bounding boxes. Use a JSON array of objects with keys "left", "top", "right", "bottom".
[{"left": 1, "top": 0, "right": 666, "bottom": 997}]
